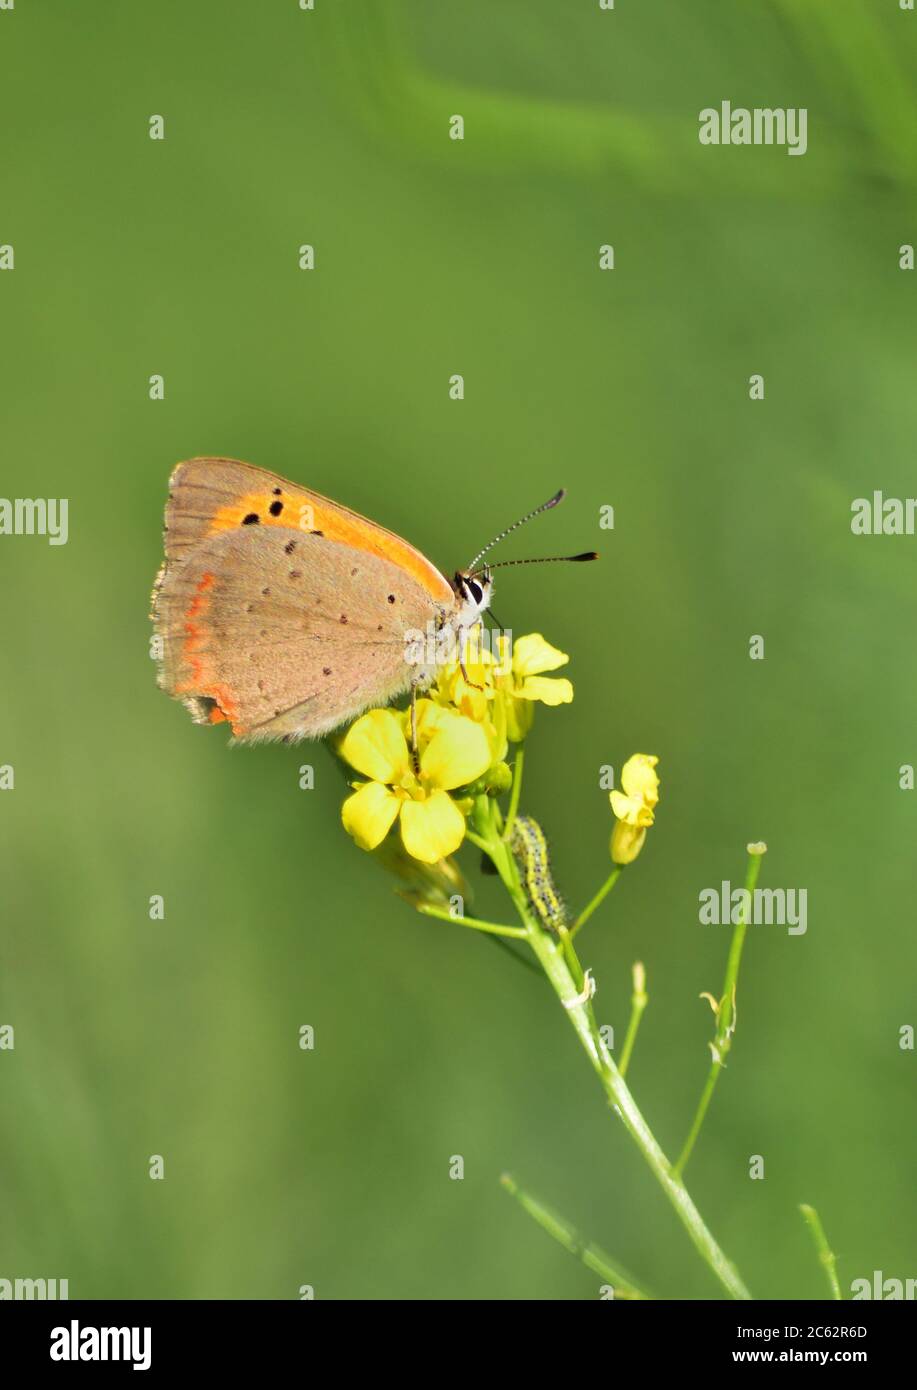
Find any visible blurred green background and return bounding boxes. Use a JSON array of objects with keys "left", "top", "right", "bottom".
[{"left": 1, "top": 0, "right": 916, "bottom": 1300}]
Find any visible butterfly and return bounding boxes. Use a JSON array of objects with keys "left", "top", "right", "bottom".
[{"left": 151, "top": 457, "right": 595, "bottom": 744}]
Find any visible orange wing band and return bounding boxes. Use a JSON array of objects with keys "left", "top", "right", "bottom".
[
  {"left": 207, "top": 491, "right": 452, "bottom": 603},
  {"left": 175, "top": 571, "right": 244, "bottom": 733}
]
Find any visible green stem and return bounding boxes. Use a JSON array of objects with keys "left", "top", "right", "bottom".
[
  {"left": 673, "top": 845, "right": 766, "bottom": 1178},
  {"left": 417, "top": 903, "right": 527, "bottom": 939},
  {"left": 524, "top": 920, "right": 751, "bottom": 1299},
  {"left": 799, "top": 1204, "right": 842, "bottom": 1300},
  {"left": 465, "top": 829, "right": 491, "bottom": 855},
  {"left": 500, "top": 1173, "right": 652, "bottom": 1299},
  {"left": 571, "top": 865, "right": 623, "bottom": 938},
  {"left": 476, "top": 801, "right": 750, "bottom": 1299},
  {"left": 502, "top": 745, "right": 526, "bottom": 841},
  {"left": 618, "top": 961, "right": 648, "bottom": 1078},
  {"left": 556, "top": 921, "right": 586, "bottom": 990}
]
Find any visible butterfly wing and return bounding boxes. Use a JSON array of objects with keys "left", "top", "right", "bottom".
[
  {"left": 152, "top": 459, "right": 457, "bottom": 742},
  {"left": 161, "top": 457, "right": 455, "bottom": 602}
]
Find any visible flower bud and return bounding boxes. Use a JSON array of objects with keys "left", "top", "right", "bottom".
[
  {"left": 611, "top": 819, "right": 647, "bottom": 865},
  {"left": 609, "top": 753, "right": 660, "bottom": 864},
  {"left": 486, "top": 761, "right": 513, "bottom": 796}
]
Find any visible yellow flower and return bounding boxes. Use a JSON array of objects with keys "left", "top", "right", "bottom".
[
  {"left": 610, "top": 754, "right": 660, "bottom": 865},
  {"left": 338, "top": 703, "right": 491, "bottom": 864},
  {"left": 433, "top": 630, "right": 507, "bottom": 761},
  {"left": 495, "top": 633, "right": 573, "bottom": 742}
]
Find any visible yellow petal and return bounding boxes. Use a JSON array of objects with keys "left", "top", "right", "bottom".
[
  {"left": 457, "top": 627, "right": 496, "bottom": 672},
  {"left": 621, "top": 753, "right": 660, "bottom": 807},
  {"left": 516, "top": 675, "right": 574, "bottom": 706},
  {"left": 485, "top": 693, "right": 509, "bottom": 762},
  {"left": 609, "top": 790, "right": 655, "bottom": 827},
  {"left": 341, "top": 781, "right": 401, "bottom": 850},
  {"left": 431, "top": 661, "right": 462, "bottom": 707},
  {"left": 503, "top": 690, "right": 534, "bottom": 743},
  {"left": 400, "top": 789, "right": 466, "bottom": 863},
  {"left": 456, "top": 686, "right": 491, "bottom": 723},
  {"left": 419, "top": 713, "right": 492, "bottom": 790},
  {"left": 415, "top": 697, "right": 456, "bottom": 737},
  {"left": 338, "top": 709, "right": 410, "bottom": 783},
  {"left": 512, "top": 633, "right": 569, "bottom": 679}
]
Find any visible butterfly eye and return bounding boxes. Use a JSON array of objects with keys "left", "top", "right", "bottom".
[{"left": 465, "top": 578, "right": 484, "bottom": 605}]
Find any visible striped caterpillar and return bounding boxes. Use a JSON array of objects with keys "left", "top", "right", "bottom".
[{"left": 510, "top": 815, "right": 567, "bottom": 934}]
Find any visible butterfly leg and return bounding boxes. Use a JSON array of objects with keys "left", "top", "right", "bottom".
[
  {"left": 457, "top": 624, "right": 486, "bottom": 691},
  {"left": 458, "top": 655, "right": 485, "bottom": 692},
  {"left": 409, "top": 679, "right": 421, "bottom": 775}
]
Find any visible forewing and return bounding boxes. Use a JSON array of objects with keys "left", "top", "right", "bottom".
[
  {"left": 162, "top": 456, "right": 455, "bottom": 604},
  {"left": 153, "top": 525, "right": 449, "bottom": 741}
]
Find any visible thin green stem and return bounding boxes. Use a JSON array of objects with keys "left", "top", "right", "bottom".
[
  {"left": 799, "top": 1204, "right": 842, "bottom": 1300},
  {"left": 502, "top": 745, "right": 526, "bottom": 841},
  {"left": 500, "top": 1173, "right": 651, "bottom": 1299},
  {"left": 556, "top": 921, "right": 586, "bottom": 990},
  {"left": 674, "top": 1069, "right": 718, "bottom": 1182},
  {"left": 524, "top": 921, "right": 750, "bottom": 1299},
  {"left": 618, "top": 961, "right": 648, "bottom": 1078},
  {"left": 673, "top": 845, "right": 766, "bottom": 1178},
  {"left": 476, "top": 801, "right": 751, "bottom": 1299},
  {"left": 571, "top": 865, "right": 623, "bottom": 938},
  {"left": 416, "top": 903, "right": 527, "bottom": 939}
]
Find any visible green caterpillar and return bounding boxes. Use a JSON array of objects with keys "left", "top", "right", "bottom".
[{"left": 510, "top": 815, "right": 567, "bottom": 934}]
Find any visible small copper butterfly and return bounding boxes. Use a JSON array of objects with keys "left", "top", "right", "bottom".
[{"left": 151, "top": 457, "right": 595, "bottom": 743}]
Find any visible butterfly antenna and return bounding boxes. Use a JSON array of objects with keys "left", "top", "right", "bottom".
[
  {"left": 469, "top": 552, "right": 598, "bottom": 578},
  {"left": 465, "top": 489, "right": 566, "bottom": 573}
]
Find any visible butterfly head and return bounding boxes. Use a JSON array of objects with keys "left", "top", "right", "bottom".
[{"left": 453, "top": 567, "right": 494, "bottom": 626}]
